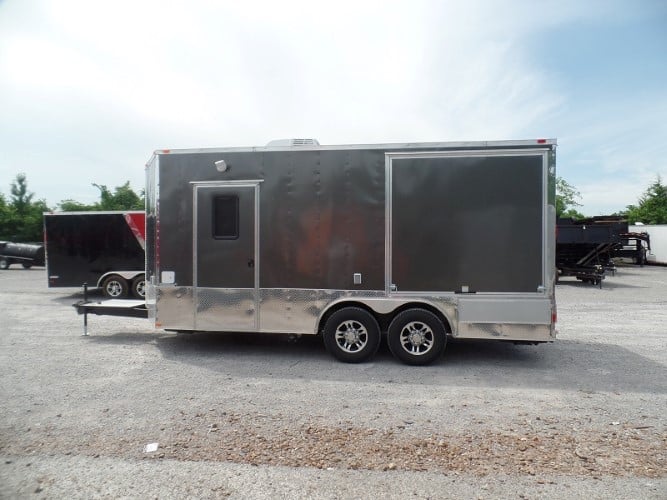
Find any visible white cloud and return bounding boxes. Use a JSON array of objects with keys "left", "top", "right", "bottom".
[
  {"left": 0, "top": 0, "right": 664, "bottom": 212},
  {"left": 578, "top": 175, "right": 653, "bottom": 216},
  {"left": 557, "top": 90, "right": 667, "bottom": 214}
]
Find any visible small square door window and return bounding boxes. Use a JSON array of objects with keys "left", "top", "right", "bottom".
[{"left": 213, "top": 195, "right": 239, "bottom": 239}]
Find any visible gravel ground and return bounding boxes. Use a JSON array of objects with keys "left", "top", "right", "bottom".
[{"left": 1, "top": 266, "right": 665, "bottom": 499}]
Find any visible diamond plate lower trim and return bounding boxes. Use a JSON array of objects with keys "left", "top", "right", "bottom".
[
  {"left": 155, "top": 286, "right": 194, "bottom": 330},
  {"left": 196, "top": 288, "right": 257, "bottom": 331}
]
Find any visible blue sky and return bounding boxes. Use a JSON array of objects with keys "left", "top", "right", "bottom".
[{"left": 0, "top": 0, "right": 665, "bottom": 216}]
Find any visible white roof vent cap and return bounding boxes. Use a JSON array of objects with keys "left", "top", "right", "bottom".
[{"left": 266, "top": 138, "right": 320, "bottom": 147}]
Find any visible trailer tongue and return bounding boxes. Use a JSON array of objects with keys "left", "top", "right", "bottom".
[{"left": 74, "top": 299, "right": 148, "bottom": 319}]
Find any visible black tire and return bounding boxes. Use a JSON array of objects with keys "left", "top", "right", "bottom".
[
  {"left": 0, "top": 258, "right": 9, "bottom": 270},
  {"left": 387, "top": 308, "right": 447, "bottom": 366},
  {"left": 638, "top": 250, "right": 647, "bottom": 266},
  {"left": 101, "top": 275, "right": 128, "bottom": 298},
  {"left": 131, "top": 275, "right": 146, "bottom": 299},
  {"left": 322, "top": 307, "right": 381, "bottom": 363},
  {"left": 22, "top": 263, "right": 32, "bottom": 269}
]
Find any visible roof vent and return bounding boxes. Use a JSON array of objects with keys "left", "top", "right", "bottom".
[{"left": 266, "top": 138, "right": 320, "bottom": 147}]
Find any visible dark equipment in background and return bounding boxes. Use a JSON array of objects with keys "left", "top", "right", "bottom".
[
  {"left": 556, "top": 216, "right": 651, "bottom": 287},
  {"left": 0, "top": 241, "right": 45, "bottom": 270},
  {"left": 613, "top": 231, "right": 651, "bottom": 265}
]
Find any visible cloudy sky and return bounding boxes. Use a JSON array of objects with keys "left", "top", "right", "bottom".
[{"left": 1, "top": 0, "right": 665, "bottom": 215}]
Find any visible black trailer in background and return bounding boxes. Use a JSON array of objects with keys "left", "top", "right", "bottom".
[
  {"left": 44, "top": 211, "right": 146, "bottom": 298},
  {"left": 556, "top": 216, "right": 644, "bottom": 286}
]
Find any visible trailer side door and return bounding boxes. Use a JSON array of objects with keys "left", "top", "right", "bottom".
[
  {"left": 193, "top": 182, "right": 260, "bottom": 331},
  {"left": 387, "top": 151, "right": 545, "bottom": 294}
]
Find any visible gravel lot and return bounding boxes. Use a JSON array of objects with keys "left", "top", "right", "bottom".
[{"left": 1, "top": 266, "right": 666, "bottom": 499}]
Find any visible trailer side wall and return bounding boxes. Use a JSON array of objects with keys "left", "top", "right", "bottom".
[{"left": 147, "top": 141, "right": 555, "bottom": 340}]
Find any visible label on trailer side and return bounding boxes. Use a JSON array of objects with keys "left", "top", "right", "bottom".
[{"left": 161, "top": 271, "right": 175, "bottom": 284}]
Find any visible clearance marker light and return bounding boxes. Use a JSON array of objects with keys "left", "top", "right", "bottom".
[{"left": 537, "top": 139, "right": 547, "bottom": 144}]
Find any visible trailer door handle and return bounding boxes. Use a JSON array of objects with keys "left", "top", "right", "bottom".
[{"left": 247, "top": 259, "right": 255, "bottom": 268}]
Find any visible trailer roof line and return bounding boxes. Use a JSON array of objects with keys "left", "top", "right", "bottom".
[{"left": 152, "top": 139, "right": 557, "bottom": 156}]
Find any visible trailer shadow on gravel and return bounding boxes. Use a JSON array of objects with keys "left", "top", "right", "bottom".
[
  {"left": 556, "top": 279, "right": 645, "bottom": 290},
  {"left": 86, "top": 329, "right": 667, "bottom": 395},
  {"left": 51, "top": 289, "right": 104, "bottom": 305}
]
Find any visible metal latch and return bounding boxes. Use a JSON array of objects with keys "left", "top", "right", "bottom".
[{"left": 390, "top": 284, "right": 398, "bottom": 292}]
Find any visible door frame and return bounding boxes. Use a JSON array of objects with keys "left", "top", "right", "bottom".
[{"left": 191, "top": 180, "right": 262, "bottom": 330}]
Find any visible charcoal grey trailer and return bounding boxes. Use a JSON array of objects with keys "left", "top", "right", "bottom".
[{"left": 145, "top": 139, "right": 557, "bottom": 365}]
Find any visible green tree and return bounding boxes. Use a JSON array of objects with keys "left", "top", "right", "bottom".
[
  {"left": 56, "top": 181, "right": 144, "bottom": 211},
  {"left": 10, "top": 173, "right": 34, "bottom": 216},
  {"left": 94, "top": 181, "right": 144, "bottom": 211},
  {"left": 0, "top": 193, "right": 14, "bottom": 240},
  {"left": 624, "top": 176, "right": 667, "bottom": 224},
  {"left": 57, "top": 199, "right": 99, "bottom": 212},
  {"left": 0, "top": 174, "right": 50, "bottom": 242},
  {"left": 15, "top": 198, "right": 49, "bottom": 242},
  {"left": 556, "top": 177, "right": 585, "bottom": 219}
]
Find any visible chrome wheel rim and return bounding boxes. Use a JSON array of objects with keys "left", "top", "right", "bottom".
[
  {"left": 334, "top": 320, "right": 368, "bottom": 353},
  {"left": 399, "top": 321, "right": 434, "bottom": 355},
  {"left": 135, "top": 280, "right": 146, "bottom": 297},
  {"left": 106, "top": 280, "right": 124, "bottom": 297}
]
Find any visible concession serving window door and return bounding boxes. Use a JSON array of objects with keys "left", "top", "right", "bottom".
[
  {"left": 192, "top": 181, "right": 260, "bottom": 331},
  {"left": 387, "top": 151, "right": 546, "bottom": 294}
]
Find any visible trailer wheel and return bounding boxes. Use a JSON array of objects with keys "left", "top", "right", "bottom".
[
  {"left": 636, "top": 249, "right": 647, "bottom": 266},
  {"left": 22, "top": 263, "right": 32, "bottom": 269},
  {"left": 0, "top": 258, "right": 9, "bottom": 270},
  {"left": 322, "top": 307, "right": 381, "bottom": 363},
  {"left": 387, "top": 309, "right": 446, "bottom": 366},
  {"left": 131, "top": 275, "right": 146, "bottom": 299},
  {"left": 102, "top": 275, "right": 128, "bottom": 298}
]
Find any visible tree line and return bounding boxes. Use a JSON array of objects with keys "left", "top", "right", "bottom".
[
  {"left": 556, "top": 175, "right": 667, "bottom": 224},
  {"left": 0, "top": 174, "right": 143, "bottom": 242},
  {"left": 1, "top": 172, "right": 666, "bottom": 243}
]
